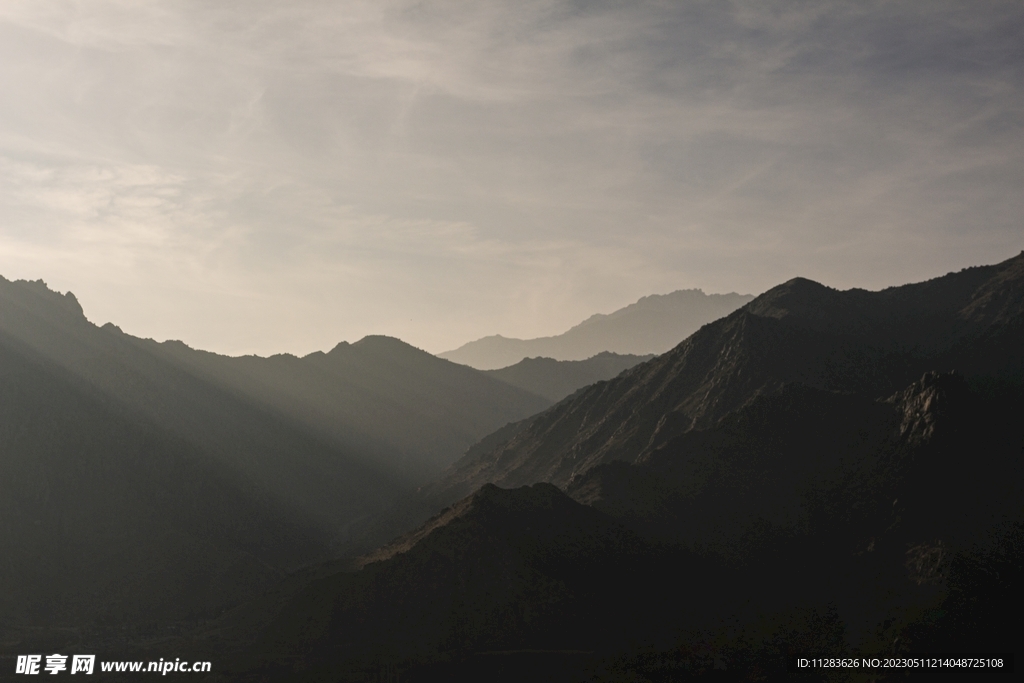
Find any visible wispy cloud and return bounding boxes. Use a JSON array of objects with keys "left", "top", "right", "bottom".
[{"left": 0, "top": 1, "right": 1021, "bottom": 354}]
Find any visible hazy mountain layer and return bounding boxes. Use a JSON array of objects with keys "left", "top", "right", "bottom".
[
  {"left": 428, "top": 252, "right": 1024, "bottom": 502},
  {"left": 0, "top": 278, "right": 550, "bottom": 518},
  {"left": 440, "top": 289, "right": 754, "bottom": 369},
  {"left": 0, "top": 276, "right": 550, "bottom": 633},
  {"left": 153, "top": 334, "right": 551, "bottom": 481},
  {"left": 482, "top": 352, "right": 654, "bottom": 402}
]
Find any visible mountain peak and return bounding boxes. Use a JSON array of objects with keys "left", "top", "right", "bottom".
[
  {"left": 356, "top": 483, "right": 574, "bottom": 568},
  {"left": 744, "top": 277, "right": 839, "bottom": 320},
  {"left": 0, "top": 277, "right": 87, "bottom": 323},
  {"left": 470, "top": 481, "right": 566, "bottom": 511},
  {"left": 351, "top": 335, "right": 426, "bottom": 353},
  {"left": 354, "top": 483, "right": 606, "bottom": 573},
  {"left": 323, "top": 335, "right": 429, "bottom": 358}
]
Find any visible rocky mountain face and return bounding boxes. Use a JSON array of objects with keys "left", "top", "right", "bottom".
[
  {"left": 440, "top": 289, "right": 753, "bottom": 369},
  {"left": 482, "top": 352, "right": 654, "bottom": 402},
  {"left": 427, "top": 253, "right": 1024, "bottom": 504}
]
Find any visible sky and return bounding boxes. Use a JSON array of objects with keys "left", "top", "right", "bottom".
[{"left": 0, "top": 0, "right": 1021, "bottom": 356}]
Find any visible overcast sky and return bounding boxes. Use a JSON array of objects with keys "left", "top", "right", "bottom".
[{"left": 1, "top": 1, "right": 1021, "bottom": 356}]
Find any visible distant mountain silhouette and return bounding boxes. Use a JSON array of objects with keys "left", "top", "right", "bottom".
[
  {"left": 428, "top": 252, "right": 1024, "bottom": 501},
  {"left": 0, "top": 277, "right": 549, "bottom": 636},
  {"left": 482, "top": 352, "right": 654, "bottom": 402},
  {"left": 440, "top": 289, "right": 754, "bottom": 369}
]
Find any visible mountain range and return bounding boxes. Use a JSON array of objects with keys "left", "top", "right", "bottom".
[
  {"left": 440, "top": 289, "right": 754, "bottom": 369},
  {"left": 428, "top": 253, "right": 1024, "bottom": 502},
  {"left": 216, "top": 368, "right": 1021, "bottom": 681},
  {"left": 2, "top": 253, "right": 1021, "bottom": 681},
  {"left": 0, "top": 279, "right": 548, "bottom": 635},
  {"left": 190, "top": 252, "right": 1023, "bottom": 681}
]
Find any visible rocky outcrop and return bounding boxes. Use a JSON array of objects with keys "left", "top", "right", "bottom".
[{"left": 889, "top": 371, "right": 969, "bottom": 447}]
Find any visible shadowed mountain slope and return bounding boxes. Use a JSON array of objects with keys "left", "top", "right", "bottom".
[
  {"left": 0, "top": 332, "right": 328, "bottom": 630},
  {"left": 566, "top": 370, "right": 1024, "bottom": 658},
  {"left": 192, "top": 370, "right": 1022, "bottom": 681},
  {"left": 440, "top": 289, "right": 753, "bottom": 369},
  {"left": 89, "top": 253, "right": 1022, "bottom": 680},
  {"left": 0, "top": 278, "right": 550, "bottom": 521},
  {"left": 153, "top": 334, "right": 551, "bottom": 480},
  {"left": 571, "top": 370, "right": 1023, "bottom": 571},
  {"left": 0, "top": 276, "right": 550, "bottom": 636},
  {"left": 482, "top": 352, "right": 654, "bottom": 402},
  {"left": 206, "top": 483, "right": 704, "bottom": 682},
  {"left": 0, "top": 281, "right": 397, "bottom": 533},
  {"left": 427, "top": 252, "right": 1024, "bottom": 503}
]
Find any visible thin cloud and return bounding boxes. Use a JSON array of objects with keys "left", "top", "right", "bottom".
[{"left": 0, "top": 1, "right": 1021, "bottom": 354}]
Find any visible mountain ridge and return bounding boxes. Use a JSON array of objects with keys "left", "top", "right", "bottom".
[
  {"left": 0, "top": 276, "right": 551, "bottom": 635},
  {"left": 12, "top": 253, "right": 1020, "bottom": 680},
  {"left": 482, "top": 352, "right": 654, "bottom": 402},
  {"left": 440, "top": 289, "right": 754, "bottom": 369},
  {"left": 419, "top": 252, "right": 1024, "bottom": 507}
]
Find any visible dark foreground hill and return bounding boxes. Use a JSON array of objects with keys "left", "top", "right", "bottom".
[
  {"left": 440, "top": 289, "right": 753, "bottom": 369},
  {"left": 0, "top": 278, "right": 548, "bottom": 642},
  {"left": 182, "top": 483, "right": 708, "bottom": 682},
  {"left": 159, "top": 253, "right": 1022, "bottom": 681},
  {"left": 188, "top": 371, "right": 1022, "bottom": 681},
  {"left": 569, "top": 372, "right": 1023, "bottom": 649},
  {"left": 482, "top": 352, "right": 654, "bottom": 402}
]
